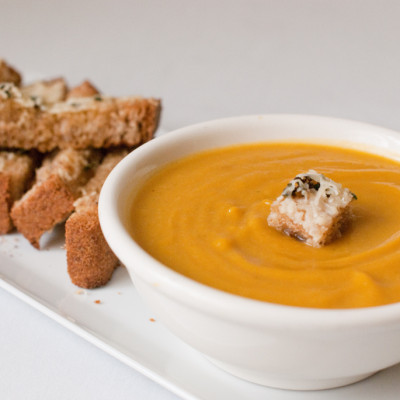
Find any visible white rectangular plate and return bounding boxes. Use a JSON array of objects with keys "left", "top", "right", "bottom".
[{"left": 2, "top": 219, "right": 400, "bottom": 400}]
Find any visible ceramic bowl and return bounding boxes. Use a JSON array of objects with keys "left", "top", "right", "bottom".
[{"left": 99, "top": 115, "right": 400, "bottom": 390}]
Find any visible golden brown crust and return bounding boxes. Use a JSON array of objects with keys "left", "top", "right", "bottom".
[
  {"left": 66, "top": 207, "right": 119, "bottom": 288},
  {"left": 0, "top": 152, "right": 36, "bottom": 234},
  {"left": 11, "top": 149, "right": 101, "bottom": 248},
  {"left": 322, "top": 206, "right": 352, "bottom": 245},
  {"left": 65, "top": 149, "right": 127, "bottom": 287},
  {"left": 75, "top": 149, "right": 128, "bottom": 206},
  {"left": 0, "top": 59, "right": 21, "bottom": 86},
  {"left": 67, "top": 80, "right": 100, "bottom": 99},
  {"left": 11, "top": 174, "right": 75, "bottom": 248},
  {"left": 0, "top": 92, "right": 161, "bottom": 152},
  {"left": 0, "top": 173, "right": 11, "bottom": 233}
]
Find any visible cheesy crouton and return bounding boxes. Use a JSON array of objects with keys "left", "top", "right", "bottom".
[{"left": 267, "top": 170, "right": 356, "bottom": 247}]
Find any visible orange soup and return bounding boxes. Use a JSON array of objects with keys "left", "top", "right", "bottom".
[{"left": 130, "top": 143, "right": 400, "bottom": 308}]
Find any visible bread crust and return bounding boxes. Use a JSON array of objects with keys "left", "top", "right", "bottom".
[
  {"left": 66, "top": 149, "right": 127, "bottom": 288},
  {"left": 11, "top": 149, "right": 101, "bottom": 248},
  {"left": 0, "top": 59, "right": 21, "bottom": 86},
  {"left": 0, "top": 173, "right": 11, "bottom": 233},
  {"left": 66, "top": 207, "right": 119, "bottom": 288},
  {"left": 268, "top": 202, "right": 352, "bottom": 247},
  {"left": 66, "top": 80, "right": 99, "bottom": 99},
  {"left": 11, "top": 174, "right": 75, "bottom": 248},
  {"left": 0, "top": 151, "right": 35, "bottom": 234}
]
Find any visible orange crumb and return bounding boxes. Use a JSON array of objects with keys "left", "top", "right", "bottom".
[
  {"left": 149, "top": 318, "right": 156, "bottom": 322},
  {"left": 94, "top": 300, "right": 101, "bottom": 304}
]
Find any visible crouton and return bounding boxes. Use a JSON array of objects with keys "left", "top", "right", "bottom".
[
  {"left": 66, "top": 149, "right": 128, "bottom": 288},
  {"left": 21, "top": 77, "right": 68, "bottom": 106},
  {"left": 0, "top": 59, "right": 21, "bottom": 86},
  {"left": 0, "top": 83, "right": 160, "bottom": 152},
  {"left": 11, "top": 148, "right": 101, "bottom": 248},
  {"left": 66, "top": 80, "right": 100, "bottom": 99},
  {"left": 267, "top": 170, "right": 356, "bottom": 247},
  {"left": 0, "top": 151, "right": 36, "bottom": 234}
]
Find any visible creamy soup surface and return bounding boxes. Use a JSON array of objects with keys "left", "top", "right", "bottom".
[{"left": 130, "top": 143, "right": 400, "bottom": 308}]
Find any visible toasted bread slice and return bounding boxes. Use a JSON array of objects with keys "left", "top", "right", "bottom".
[
  {"left": 0, "top": 59, "right": 21, "bottom": 86},
  {"left": 66, "top": 149, "right": 128, "bottom": 288},
  {"left": 21, "top": 77, "right": 68, "bottom": 106},
  {"left": 0, "top": 151, "right": 36, "bottom": 234},
  {"left": 11, "top": 148, "right": 101, "bottom": 248},
  {"left": 0, "top": 83, "right": 161, "bottom": 152}
]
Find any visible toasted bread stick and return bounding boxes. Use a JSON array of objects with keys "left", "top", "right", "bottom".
[
  {"left": 11, "top": 148, "right": 101, "bottom": 248},
  {"left": 0, "top": 83, "right": 161, "bottom": 152},
  {"left": 0, "top": 77, "right": 66, "bottom": 233},
  {"left": 66, "top": 149, "right": 128, "bottom": 288},
  {"left": 0, "top": 151, "right": 36, "bottom": 234}
]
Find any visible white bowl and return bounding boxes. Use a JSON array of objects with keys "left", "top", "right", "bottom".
[{"left": 99, "top": 115, "right": 400, "bottom": 391}]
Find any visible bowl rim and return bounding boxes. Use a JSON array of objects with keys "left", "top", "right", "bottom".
[{"left": 99, "top": 114, "right": 400, "bottom": 329}]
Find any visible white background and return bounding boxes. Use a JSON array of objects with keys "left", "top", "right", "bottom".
[{"left": 1, "top": 0, "right": 400, "bottom": 399}]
